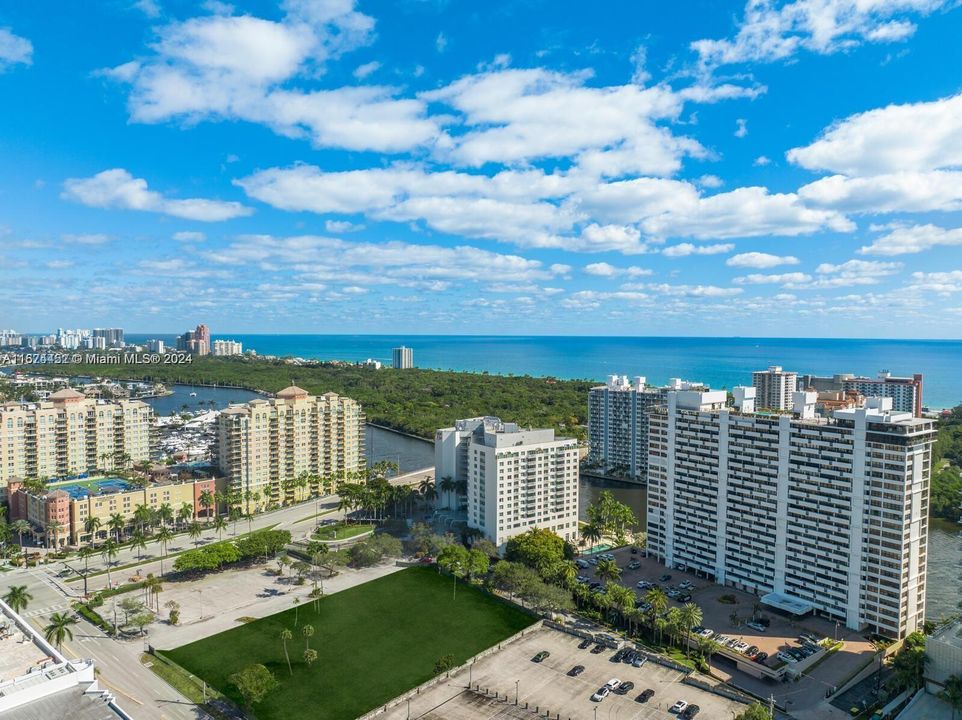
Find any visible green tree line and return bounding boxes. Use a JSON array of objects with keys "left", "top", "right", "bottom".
[
  {"left": 933, "top": 405, "right": 962, "bottom": 523},
  {"left": 25, "top": 356, "right": 592, "bottom": 440}
]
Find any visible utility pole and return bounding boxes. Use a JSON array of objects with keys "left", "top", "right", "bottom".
[{"left": 769, "top": 693, "right": 775, "bottom": 719}]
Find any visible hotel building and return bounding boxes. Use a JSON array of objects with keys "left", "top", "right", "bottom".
[
  {"left": 0, "top": 389, "right": 152, "bottom": 498},
  {"left": 216, "top": 386, "right": 365, "bottom": 510},
  {"left": 647, "top": 388, "right": 935, "bottom": 639},
  {"left": 587, "top": 375, "right": 706, "bottom": 484},
  {"left": 8, "top": 474, "right": 216, "bottom": 547},
  {"left": 752, "top": 365, "right": 799, "bottom": 410},
  {"left": 436, "top": 417, "right": 579, "bottom": 550}
]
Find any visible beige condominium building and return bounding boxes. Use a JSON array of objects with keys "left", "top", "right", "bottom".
[
  {"left": 648, "top": 387, "right": 935, "bottom": 639},
  {"left": 216, "top": 385, "right": 365, "bottom": 511},
  {"left": 0, "top": 388, "right": 152, "bottom": 499}
]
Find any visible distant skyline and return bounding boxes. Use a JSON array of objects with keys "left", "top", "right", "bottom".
[{"left": 2, "top": 1, "right": 962, "bottom": 336}]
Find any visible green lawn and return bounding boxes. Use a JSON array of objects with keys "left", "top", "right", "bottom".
[
  {"left": 313, "top": 522, "right": 374, "bottom": 541},
  {"left": 162, "top": 567, "right": 536, "bottom": 720}
]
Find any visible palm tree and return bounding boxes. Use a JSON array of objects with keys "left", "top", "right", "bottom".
[
  {"left": 605, "top": 584, "right": 636, "bottom": 629},
  {"left": 83, "top": 516, "right": 103, "bottom": 545},
  {"left": 99, "top": 451, "right": 112, "bottom": 471},
  {"left": 679, "top": 602, "right": 704, "bottom": 657},
  {"left": 107, "top": 513, "right": 126, "bottom": 543},
  {"left": 244, "top": 511, "right": 255, "bottom": 534},
  {"left": 78, "top": 546, "right": 94, "bottom": 596},
  {"left": 100, "top": 540, "right": 118, "bottom": 589},
  {"left": 580, "top": 523, "right": 602, "bottom": 552},
  {"left": 199, "top": 490, "right": 214, "bottom": 519},
  {"left": 177, "top": 502, "right": 193, "bottom": 529},
  {"left": 157, "top": 503, "right": 174, "bottom": 528},
  {"left": 212, "top": 515, "right": 228, "bottom": 541},
  {"left": 698, "top": 636, "right": 721, "bottom": 671},
  {"left": 130, "top": 529, "right": 148, "bottom": 561},
  {"left": 155, "top": 526, "right": 174, "bottom": 576},
  {"left": 3, "top": 585, "right": 33, "bottom": 614},
  {"left": 303, "top": 648, "right": 318, "bottom": 667},
  {"left": 133, "top": 504, "right": 152, "bottom": 534},
  {"left": 143, "top": 574, "right": 163, "bottom": 611},
  {"left": 11, "top": 519, "right": 31, "bottom": 551},
  {"left": 229, "top": 507, "right": 242, "bottom": 536},
  {"left": 665, "top": 607, "right": 683, "bottom": 647},
  {"left": 940, "top": 675, "right": 962, "bottom": 720},
  {"left": 595, "top": 558, "right": 621, "bottom": 585},
  {"left": 644, "top": 587, "right": 668, "bottom": 641},
  {"left": 302, "top": 624, "right": 315, "bottom": 651},
  {"left": 438, "top": 476, "right": 455, "bottom": 509},
  {"left": 187, "top": 521, "right": 202, "bottom": 547},
  {"left": 45, "top": 521, "right": 65, "bottom": 549},
  {"left": 43, "top": 612, "right": 78, "bottom": 651},
  {"left": 280, "top": 629, "right": 293, "bottom": 675}
]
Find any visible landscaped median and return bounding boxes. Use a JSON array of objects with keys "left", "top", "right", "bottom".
[{"left": 158, "top": 566, "right": 538, "bottom": 720}]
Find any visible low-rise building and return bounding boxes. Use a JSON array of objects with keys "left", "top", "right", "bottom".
[
  {"left": 212, "top": 339, "right": 243, "bottom": 356},
  {"left": 436, "top": 417, "right": 579, "bottom": 550},
  {"left": 7, "top": 474, "right": 217, "bottom": 547}
]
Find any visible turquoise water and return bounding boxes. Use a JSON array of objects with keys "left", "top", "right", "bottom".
[
  {"left": 128, "top": 335, "right": 962, "bottom": 409},
  {"left": 55, "top": 477, "right": 134, "bottom": 499}
]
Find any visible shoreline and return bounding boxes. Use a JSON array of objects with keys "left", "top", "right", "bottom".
[{"left": 367, "top": 422, "right": 434, "bottom": 444}]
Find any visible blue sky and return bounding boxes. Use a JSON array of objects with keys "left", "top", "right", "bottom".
[{"left": 2, "top": 0, "right": 962, "bottom": 337}]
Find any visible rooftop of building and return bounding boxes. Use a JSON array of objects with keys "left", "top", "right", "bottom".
[
  {"left": 0, "top": 687, "right": 121, "bottom": 720},
  {"left": 47, "top": 388, "right": 85, "bottom": 400},
  {"left": 275, "top": 384, "right": 309, "bottom": 399},
  {"left": 930, "top": 620, "right": 962, "bottom": 651}
]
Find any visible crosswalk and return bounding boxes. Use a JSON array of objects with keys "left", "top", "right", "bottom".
[{"left": 21, "top": 602, "right": 70, "bottom": 618}]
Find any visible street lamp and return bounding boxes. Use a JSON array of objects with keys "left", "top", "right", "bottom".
[{"left": 515, "top": 680, "right": 519, "bottom": 705}]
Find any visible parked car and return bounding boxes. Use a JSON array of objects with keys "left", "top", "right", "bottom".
[
  {"left": 636, "top": 580, "right": 651, "bottom": 589},
  {"left": 605, "top": 678, "right": 622, "bottom": 690},
  {"left": 659, "top": 574, "right": 672, "bottom": 582},
  {"left": 733, "top": 641, "right": 750, "bottom": 653},
  {"left": 667, "top": 589, "right": 680, "bottom": 599},
  {"left": 696, "top": 627, "right": 714, "bottom": 638},
  {"left": 576, "top": 559, "right": 589, "bottom": 568},
  {"left": 590, "top": 687, "right": 610, "bottom": 702},
  {"left": 636, "top": 688, "right": 655, "bottom": 703},
  {"left": 670, "top": 700, "right": 689, "bottom": 713},
  {"left": 746, "top": 621, "right": 766, "bottom": 632},
  {"left": 532, "top": 651, "right": 550, "bottom": 663},
  {"left": 678, "top": 580, "right": 693, "bottom": 589},
  {"left": 746, "top": 645, "right": 759, "bottom": 657},
  {"left": 777, "top": 651, "right": 798, "bottom": 664},
  {"left": 615, "top": 681, "right": 634, "bottom": 695},
  {"left": 632, "top": 655, "right": 647, "bottom": 668},
  {"left": 635, "top": 601, "right": 652, "bottom": 611},
  {"left": 682, "top": 704, "right": 700, "bottom": 718},
  {"left": 612, "top": 649, "right": 627, "bottom": 662},
  {"left": 55, "top": 568, "right": 72, "bottom": 578},
  {"left": 578, "top": 638, "right": 593, "bottom": 650},
  {"left": 568, "top": 665, "right": 585, "bottom": 676},
  {"left": 754, "top": 652, "right": 769, "bottom": 663},
  {"left": 677, "top": 592, "right": 692, "bottom": 602},
  {"left": 627, "top": 560, "right": 641, "bottom": 570},
  {"left": 591, "top": 644, "right": 606, "bottom": 654}
]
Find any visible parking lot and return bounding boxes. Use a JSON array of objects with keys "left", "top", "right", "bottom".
[
  {"left": 381, "top": 626, "right": 749, "bottom": 720},
  {"left": 576, "top": 546, "right": 878, "bottom": 715}
]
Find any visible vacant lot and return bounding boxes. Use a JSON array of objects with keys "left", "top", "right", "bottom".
[{"left": 162, "top": 567, "right": 537, "bottom": 720}]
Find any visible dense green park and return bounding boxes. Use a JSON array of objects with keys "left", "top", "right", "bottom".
[
  {"left": 22, "top": 356, "right": 592, "bottom": 440},
  {"left": 162, "top": 566, "right": 536, "bottom": 720}
]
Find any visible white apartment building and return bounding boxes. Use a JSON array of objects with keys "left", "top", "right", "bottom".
[
  {"left": 217, "top": 386, "right": 365, "bottom": 510},
  {"left": 392, "top": 346, "right": 413, "bottom": 369},
  {"left": 752, "top": 365, "right": 799, "bottom": 410},
  {"left": 0, "top": 389, "right": 152, "bottom": 495},
  {"left": 648, "top": 390, "right": 935, "bottom": 639},
  {"left": 801, "top": 371, "right": 924, "bottom": 416},
  {"left": 212, "top": 339, "right": 243, "bottom": 356},
  {"left": 436, "top": 417, "right": 579, "bottom": 550},
  {"left": 587, "top": 375, "right": 706, "bottom": 484}
]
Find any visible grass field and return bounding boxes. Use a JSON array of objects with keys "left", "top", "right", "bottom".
[
  {"left": 162, "top": 566, "right": 536, "bottom": 720},
  {"left": 313, "top": 522, "right": 374, "bottom": 541}
]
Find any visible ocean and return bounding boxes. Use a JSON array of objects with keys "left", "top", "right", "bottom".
[{"left": 127, "top": 335, "right": 962, "bottom": 409}]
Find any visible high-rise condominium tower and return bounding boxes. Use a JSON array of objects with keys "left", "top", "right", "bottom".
[
  {"left": 752, "top": 365, "right": 799, "bottom": 410},
  {"left": 216, "top": 386, "right": 365, "bottom": 510},
  {"left": 392, "top": 346, "right": 414, "bottom": 369},
  {"left": 647, "top": 389, "right": 935, "bottom": 639}
]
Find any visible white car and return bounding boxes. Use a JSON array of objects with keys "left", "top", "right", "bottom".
[
  {"left": 670, "top": 700, "right": 689, "bottom": 713},
  {"left": 679, "top": 580, "right": 693, "bottom": 589},
  {"left": 746, "top": 621, "right": 766, "bottom": 632},
  {"left": 777, "top": 651, "right": 798, "bottom": 664},
  {"left": 733, "top": 641, "right": 750, "bottom": 653},
  {"left": 697, "top": 627, "right": 714, "bottom": 638},
  {"left": 605, "top": 678, "right": 621, "bottom": 690},
  {"left": 591, "top": 687, "right": 610, "bottom": 702}
]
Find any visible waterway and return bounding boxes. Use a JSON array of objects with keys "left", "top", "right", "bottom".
[{"left": 142, "top": 384, "right": 961, "bottom": 621}]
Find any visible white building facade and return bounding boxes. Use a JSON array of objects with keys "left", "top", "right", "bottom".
[
  {"left": 392, "top": 346, "right": 414, "bottom": 369},
  {"left": 647, "top": 391, "right": 935, "bottom": 639},
  {"left": 752, "top": 365, "right": 799, "bottom": 410},
  {"left": 436, "top": 417, "right": 579, "bottom": 550}
]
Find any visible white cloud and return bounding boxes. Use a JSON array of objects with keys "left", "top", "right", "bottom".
[
  {"left": 691, "top": 0, "right": 944, "bottom": 69},
  {"left": 726, "top": 252, "right": 799, "bottom": 268},
  {"left": 173, "top": 231, "right": 207, "bottom": 242},
  {"left": 423, "top": 68, "right": 705, "bottom": 176},
  {"left": 62, "top": 233, "right": 111, "bottom": 245},
  {"left": 45, "top": 259, "right": 75, "bottom": 270},
  {"left": 637, "top": 283, "right": 743, "bottom": 297},
  {"left": 0, "top": 27, "right": 32, "bottom": 70},
  {"left": 134, "top": 0, "right": 162, "bottom": 19},
  {"left": 859, "top": 224, "right": 962, "bottom": 256},
  {"left": 583, "top": 262, "right": 652, "bottom": 277},
  {"left": 662, "top": 243, "right": 734, "bottom": 257},
  {"left": 734, "top": 272, "right": 812, "bottom": 285},
  {"left": 787, "top": 91, "right": 962, "bottom": 175},
  {"left": 753, "top": 155, "right": 771, "bottom": 167},
  {"left": 696, "top": 174, "right": 724, "bottom": 188},
  {"left": 630, "top": 45, "right": 651, "bottom": 85},
  {"left": 734, "top": 118, "right": 748, "bottom": 138},
  {"left": 324, "top": 219, "right": 365, "bottom": 233},
  {"left": 435, "top": 31, "right": 447, "bottom": 53},
  {"left": 352, "top": 60, "right": 381, "bottom": 79},
  {"left": 784, "top": 258, "right": 903, "bottom": 288},
  {"left": 798, "top": 171, "right": 962, "bottom": 214},
  {"left": 908, "top": 270, "right": 962, "bottom": 294},
  {"left": 63, "top": 168, "right": 253, "bottom": 221}
]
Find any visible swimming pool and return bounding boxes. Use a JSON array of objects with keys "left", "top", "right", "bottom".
[{"left": 54, "top": 478, "right": 136, "bottom": 499}]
